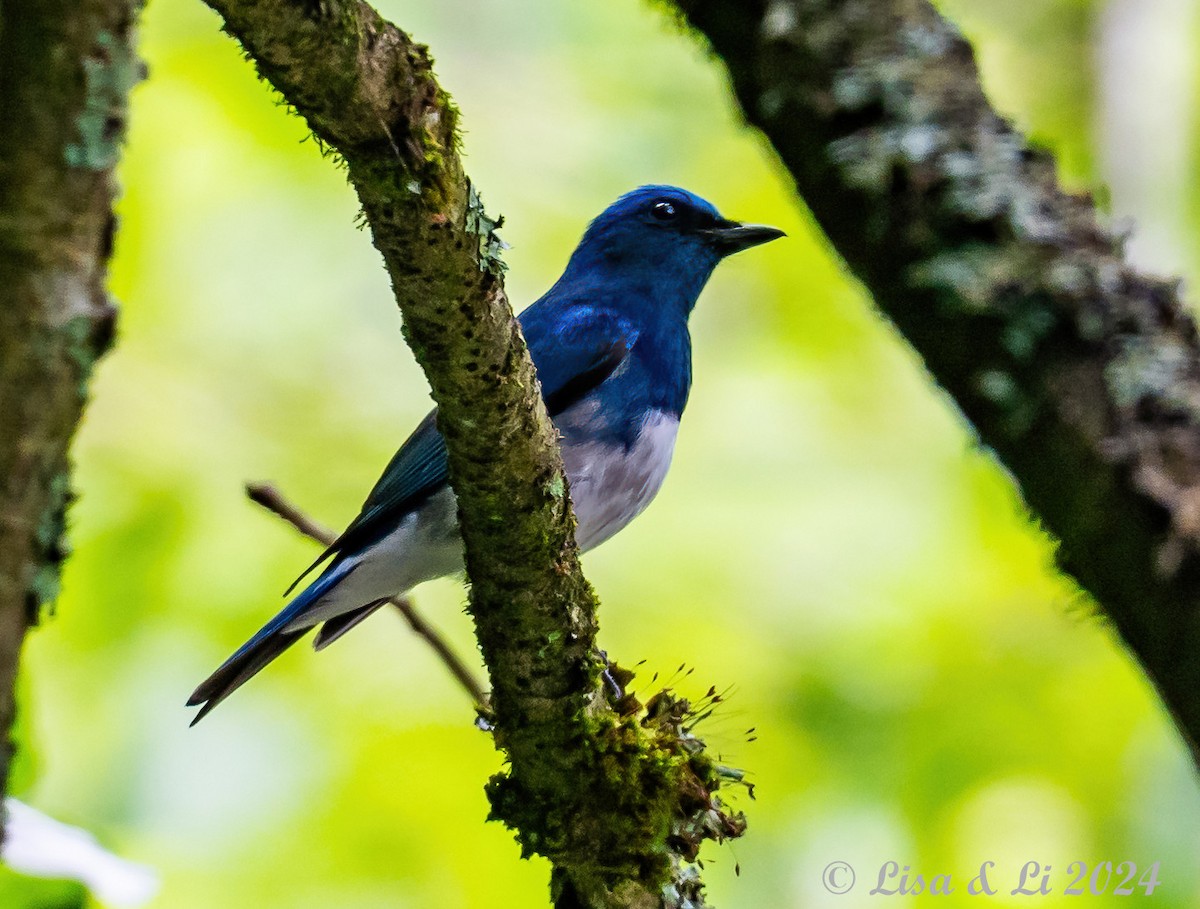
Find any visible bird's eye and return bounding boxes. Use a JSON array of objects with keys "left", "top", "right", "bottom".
[{"left": 651, "top": 201, "right": 677, "bottom": 221}]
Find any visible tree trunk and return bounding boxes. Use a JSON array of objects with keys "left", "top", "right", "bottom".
[{"left": 0, "top": 0, "right": 139, "bottom": 825}]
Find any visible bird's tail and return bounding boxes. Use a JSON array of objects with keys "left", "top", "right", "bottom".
[
  {"left": 312, "top": 601, "right": 386, "bottom": 651},
  {"left": 187, "top": 560, "right": 357, "bottom": 725}
]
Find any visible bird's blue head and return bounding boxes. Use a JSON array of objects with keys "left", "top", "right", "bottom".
[{"left": 556, "top": 185, "right": 784, "bottom": 318}]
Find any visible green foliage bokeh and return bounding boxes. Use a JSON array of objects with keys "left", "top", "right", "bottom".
[{"left": 11, "top": 0, "right": 1200, "bottom": 905}]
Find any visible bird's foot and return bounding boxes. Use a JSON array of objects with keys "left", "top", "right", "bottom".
[{"left": 595, "top": 648, "right": 625, "bottom": 700}]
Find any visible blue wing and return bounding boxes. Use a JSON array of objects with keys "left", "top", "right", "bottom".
[
  {"left": 520, "top": 303, "right": 638, "bottom": 415},
  {"left": 286, "top": 304, "right": 637, "bottom": 590}
]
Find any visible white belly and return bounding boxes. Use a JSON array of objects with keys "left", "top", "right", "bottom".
[
  {"left": 286, "top": 487, "right": 463, "bottom": 628},
  {"left": 561, "top": 408, "right": 680, "bottom": 551},
  {"left": 291, "top": 407, "right": 679, "bottom": 627}
]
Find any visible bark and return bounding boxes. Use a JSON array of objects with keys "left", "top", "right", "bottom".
[
  {"left": 198, "top": 2, "right": 743, "bottom": 905},
  {"left": 673, "top": 0, "right": 1200, "bottom": 765},
  {"left": 0, "top": 0, "right": 138, "bottom": 825}
]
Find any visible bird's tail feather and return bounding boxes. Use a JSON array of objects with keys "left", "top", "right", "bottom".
[
  {"left": 187, "top": 625, "right": 306, "bottom": 726},
  {"left": 188, "top": 560, "right": 358, "bottom": 724},
  {"left": 312, "top": 601, "right": 386, "bottom": 651}
]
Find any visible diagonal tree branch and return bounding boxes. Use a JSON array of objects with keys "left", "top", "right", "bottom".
[
  {"left": 244, "top": 481, "right": 488, "bottom": 707},
  {"left": 198, "top": 1, "right": 744, "bottom": 905},
  {"left": 0, "top": 0, "right": 139, "bottom": 827},
  {"left": 674, "top": 0, "right": 1200, "bottom": 765}
]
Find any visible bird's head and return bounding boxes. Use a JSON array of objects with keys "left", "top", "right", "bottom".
[{"left": 560, "top": 185, "right": 784, "bottom": 315}]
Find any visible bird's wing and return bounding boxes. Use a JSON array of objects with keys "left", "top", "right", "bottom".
[
  {"left": 283, "top": 409, "right": 446, "bottom": 593},
  {"left": 286, "top": 306, "right": 637, "bottom": 591},
  {"left": 521, "top": 304, "right": 639, "bottom": 415}
]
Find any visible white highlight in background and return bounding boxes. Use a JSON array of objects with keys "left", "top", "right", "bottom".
[{"left": 2, "top": 799, "right": 159, "bottom": 908}]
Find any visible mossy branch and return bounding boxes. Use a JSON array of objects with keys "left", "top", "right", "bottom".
[
  {"left": 199, "top": 1, "right": 744, "bottom": 904},
  {"left": 0, "top": 0, "right": 138, "bottom": 830},
  {"left": 673, "top": 0, "right": 1200, "bottom": 766}
]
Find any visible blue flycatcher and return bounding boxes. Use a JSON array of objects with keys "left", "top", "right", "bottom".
[{"left": 189, "top": 185, "right": 783, "bottom": 722}]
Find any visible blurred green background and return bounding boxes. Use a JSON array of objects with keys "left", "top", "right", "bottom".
[{"left": 8, "top": 0, "right": 1200, "bottom": 905}]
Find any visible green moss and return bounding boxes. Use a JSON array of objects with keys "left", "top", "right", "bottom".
[
  {"left": 64, "top": 29, "right": 141, "bottom": 171},
  {"left": 1000, "top": 304, "right": 1057, "bottom": 361},
  {"left": 484, "top": 678, "right": 746, "bottom": 905},
  {"left": 26, "top": 565, "right": 62, "bottom": 618},
  {"left": 56, "top": 309, "right": 116, "bottom": 399},
  {"left": 27, "top": 473, "right": 73, "bottom": 624},
  {"left": 975, "top": 369, "right": 1018, "bottom": 406},
  {"left": 438, "top": 88, "right": 463, "bottom": 152},
  {"left": 545, "top": 473, "right": 566, "bottom": 499},
  {"left": 34, "top": 474, "right": 71, "bottom": 553}
]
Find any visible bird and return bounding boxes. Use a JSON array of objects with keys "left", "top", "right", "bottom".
[{"left": 188, "top": 185, "right": 783, "bottom": 724}]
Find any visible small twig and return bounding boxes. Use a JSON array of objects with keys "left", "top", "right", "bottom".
[
  {"left": 245, "top": 482, "right": 488, "bottom": 708},
  {"left": 246, "top": 482, "right": 336, "bottom": 543}
]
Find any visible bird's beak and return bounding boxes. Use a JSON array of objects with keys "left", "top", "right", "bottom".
[{"left": 702, "top": 220, "right": 786, "bottom": 256}]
